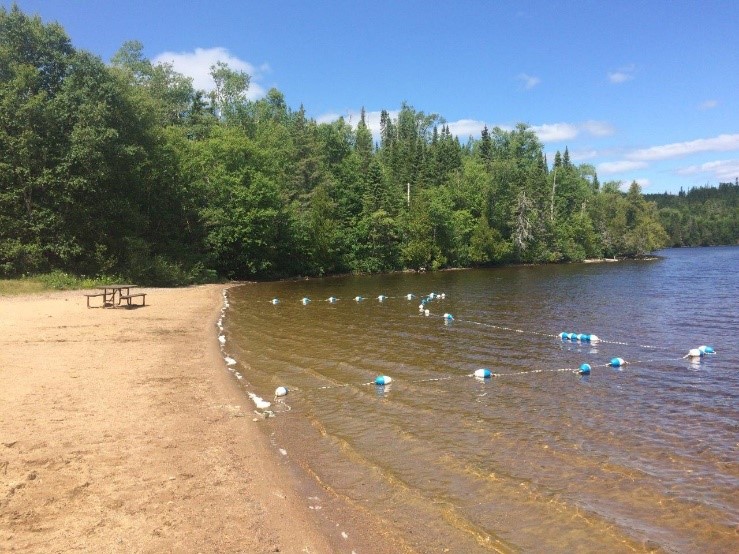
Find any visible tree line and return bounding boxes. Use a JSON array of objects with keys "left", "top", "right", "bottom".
[{"left": 1, "top": 6, "right": 734, "bottom": 285}]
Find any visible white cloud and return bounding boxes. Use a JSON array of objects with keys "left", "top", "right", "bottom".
[
  {"left": 152, "top": 47, "right": 268, "bottom": 100},
  {"left": 608, "top": 64, "right": 635, "bottom": 84},
  {"left": 531, "top": 123, "right": 578, "bottom": 142},
  {"left": 570, "top": 149, "right": 599, "bottom": 162},
  {"left": 634, "top": 178, "right": 651, "bottom": 188},
  {"left": 447, "top": 119, "right": 487, "bottom": 138},
  {"left": 530, "top": 120, "right": 614, "bottom": 143},
  {"left": 517, "top": 73, "right": 541, "bottom": 90},
  {"left": 597, "top": 160, "right": 648, "bottom": 174},
  {"left": 627, "top": 133, "right": 739, "bottom": 161},
  {"left": 677, "top": 159, "right": 739, "bottom": 181},
  {"left": 698, "top": 99, "right": 718, "bottom": 110},
  {"left": 582, "top": 120, "right": 615, "bottom": 137}
]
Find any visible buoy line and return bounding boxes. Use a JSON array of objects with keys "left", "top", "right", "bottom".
[{"left": 222, "top": 290, "right": 716, "bottom": 414}]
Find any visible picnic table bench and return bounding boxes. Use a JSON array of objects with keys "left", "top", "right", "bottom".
[{"left": 119, "top": 292, "right": 146, "bottom": 307}]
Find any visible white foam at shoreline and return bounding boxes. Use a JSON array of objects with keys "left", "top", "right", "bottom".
[{"left": 248, "top": 392, "right": 271, "bottom": 410}]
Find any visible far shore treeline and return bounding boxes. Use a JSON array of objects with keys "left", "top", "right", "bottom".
[{"left": 2, "top": 7, "right": 737, "bottom": 285}]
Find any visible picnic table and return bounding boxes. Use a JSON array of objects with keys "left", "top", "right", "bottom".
[{"left": 84, "top": 285, "right": 146, "bottom": 308}]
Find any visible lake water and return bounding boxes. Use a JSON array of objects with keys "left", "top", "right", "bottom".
[{"left": 222, "top": 247, "right": 738, "bottom": 553}]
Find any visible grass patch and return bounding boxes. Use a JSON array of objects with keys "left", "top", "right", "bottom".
[{"left": 0, "top": 271, "right": 121, "bottom": 296}]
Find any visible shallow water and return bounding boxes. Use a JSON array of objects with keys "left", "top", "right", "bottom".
[{"left": 223, "top": 247, "right": 738, "bottom": 553}]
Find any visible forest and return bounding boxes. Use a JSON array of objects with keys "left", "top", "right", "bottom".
[{"left": 1, "top": 6, "right": 736, "bottom": 285}]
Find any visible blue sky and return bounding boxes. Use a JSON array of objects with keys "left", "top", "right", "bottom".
[{"left": 7, "top": 0, "right": 739, "bottom": 193}]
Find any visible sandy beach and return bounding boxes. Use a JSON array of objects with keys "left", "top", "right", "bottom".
[{"left": 0, "top": 285, "right": 336, "bottom": 553}]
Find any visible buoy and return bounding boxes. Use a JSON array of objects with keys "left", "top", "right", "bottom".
[
  {"left": 610, "top": 357, "right": 625, "bottom": 367},
  {"left": 568, "top": 333, "right": 579, "bottom": 341},
  {"left": 419, "top": 304, "right": 424, "bottom": 311},
  {"left": 328, "top": 296, "right": 337, "bottom": 303},
  {"left": 686, "top": 348, "right": 703, "bottom": 358},
  {"left": 589, "top": 335, "right": 600, "bottom": 343},
  {"left": 218, "top": 335, "right": 226, "bottom": 345},
  {"left": 581, "top": 334, "right": 591, "bottom": 342},
  {"left": 406, "top": 293, "right": 415, "bottom": 300},
  {"left": 301, "top": 297, "right": 311, "bottom": 305},
  {"left": 474, "top": 368, "right": 492, "bottom": 379},
  {"left": 275, "top": 386, "right": 288, "bottom": 397},
  {"left": 559, "top": 332, "right": 570, "bottom": 341},
  {"left": 354, "top": 296, "right": 364, "bottom": 302},
  {"left": 424, "top": 309, "right": 430, "bottom": 316},
  {"left": 271, "top": 298, "right": 279, "bottom": 304},
  {"left": 428, "top": 293, "right": 436, "bottom": 299},
  {"left": 375, "top": 375, "right": 392, "bottom": 385},
  {"left": 443, "top": 313, "right": 454, "bottom": 321},
  {"left": 378, "top": 295, "right": 386, "bottom": 302},
  {"left": 579, "top": 363, "right": 591, "bottom": 375},
  {"left": 440, "top": 293, "right": 446, "bottom": 299},
  {"left": 698, "top": 345, "right": 715, "bottom": 354}
]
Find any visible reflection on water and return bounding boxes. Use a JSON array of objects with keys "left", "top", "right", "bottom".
[{"left": 224, "top": 247, "right": 739, "bottom": 553}]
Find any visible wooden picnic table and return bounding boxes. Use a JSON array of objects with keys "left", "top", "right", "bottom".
[
  {"left": 98, "top": 284, "right": 138, "bottom": 306},
  {"left": 84, "top": 285, "right": 144, "bottom": 308}
]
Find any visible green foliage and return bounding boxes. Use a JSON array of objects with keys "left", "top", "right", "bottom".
[
  {"left": 647, "top": 182, "right": 738, "bottom": 246},
  {"left": 1, "top": 5, "right": 685, "bottom": 285}
]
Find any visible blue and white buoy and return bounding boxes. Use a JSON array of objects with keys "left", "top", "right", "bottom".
[
  {"left": 610, "top": 357, "right": 625, "bottom": 367},
  {"left": 354, "top": 296, "right": 364, "bottom": 302},
  {"left": 378, "top": 295, "right": 387, "bottom": 302},
  {"left": 443, "top": 313, "right": 454, "bottom": 321},
  {"left": 301, "top": 297, "right": 311, "bottom": 305},
  {"left": 579, "top": 363, "right": 592, "bottom": 375},
  {"left": 271, "top": 298, "right": 279, "bottom": 305},
  {"left": 328, "top": 296, "right": 337, "bottom": 303},
  {"left": 374, "top": 375, "right": 392, "bottom": 386},
  {"left": 406, "top": 293, "right": 415, "bottom": 300},
  {"left": 474, "top": 368, "right": 492, "bottom": 379}
]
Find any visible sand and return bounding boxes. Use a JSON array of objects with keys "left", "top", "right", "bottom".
[{"left": 0, "top": 285, "right": 337, "bottom": 553}]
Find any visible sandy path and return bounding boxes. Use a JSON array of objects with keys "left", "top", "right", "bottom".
[{"left": 0, "top": 285, "right": 334, "bottom": 553}]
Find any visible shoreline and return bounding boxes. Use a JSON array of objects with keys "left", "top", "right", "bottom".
[{"left": 0, "top": 285, "right": 336, "bottom": 552}]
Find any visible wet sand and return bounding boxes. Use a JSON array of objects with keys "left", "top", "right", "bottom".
[{"left": 0, "top": 285, "right": 338, "bottom": 552}]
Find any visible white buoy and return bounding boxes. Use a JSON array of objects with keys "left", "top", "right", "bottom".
[
  {"left": 378, "top": 295, "right": 386, "bottom": 302},
  {"left": 355, "top": 296, "right": 364, "bottom": 302},
  {"left": 301, "top": 297, "right": 311, "bottom": 305},
  {"left": 224, "top": 356, "right": 236, "bottom": 366},
  {"left": 589, "top": 335, "right": 600, "bottom": 343},
  {"left": 275, "top": 386, "right": 288, "bottom": 397},
  {"left": 419, "top": 304, "right": 424, "bottom": 311},
  {"left": 424, "top": 309, "right": 430, "bottom": 316},
  {"left": 686, "top": 348, "right": 703, "bottom": 358},
  {"left": 406, "top": 293, "right": 415, "bottom": 300},
  {"left": 218, "top": 335, "right": 226, "bottom": 345},
  {"left": 328, "top": 296, "right": 337, "bottom": 303},
  {"left": 474, "top": 368, "right": 492, "bottom": 379},
  {"left": 440, "top": 293, "right": 446, "bottom": 299},
  {"left": 271, "top": 298, "right": 279, "bottom": 304}
]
